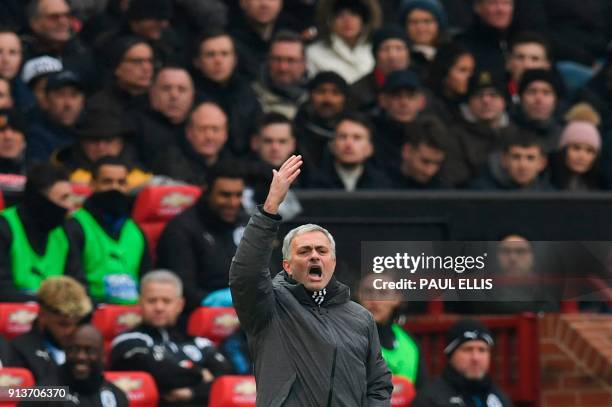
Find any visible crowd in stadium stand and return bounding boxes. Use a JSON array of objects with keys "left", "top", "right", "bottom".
[{"left": 0, "top": 0, "right": 611, "bottom": 405}]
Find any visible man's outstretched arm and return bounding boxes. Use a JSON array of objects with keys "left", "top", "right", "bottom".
[{"left": 229, "top": 156, "right": 303, "bottom": 335}]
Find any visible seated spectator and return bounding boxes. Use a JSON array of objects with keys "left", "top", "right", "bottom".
[
  {"left": 294, "top": 72, "right": 349, "bottom": 166},
  {"left": 316, "top": 112, "right": 392, "bottom": 190},
  {"left": 0, "top": 77, "right": 13, "bottom": 108},
  {"left": 470, "top": 133, "right": 552, "bottom": 191},
  {"left": 156, "top": 164, "right": 247, "bottom": 313},
  {"left": 426, "top": 42, "right": 475, "bottom": 124},
  {"left": 27, "top": 70, "right": 84, "bottom": 162},
  {"left": 513, "top": 68, "right": 562, "bottom": 152},
  {"left": 393, "top": 116, "right": 448, "bottom": 189},
  {"left": 10, "top": 276, "right": 92, "bottom": 384},
  {"left": 20, "top": 55, "right": 62, "bottom": 110},
  {"left": 349, "top": 25, "right": 411, "bottom": 112},
  {"left": 399, "top": 0, "right": 448, "bottom": 63},
  {"left": 373, "top": 70, "right": 427, "bottom": 176},
  {"left": 306, "top": 0, "right": 382, "bottom": 84},
  {"left": 110, "top": 270, "right": 232, "bottom": 405},
  {"left": 252, "top": 30, "right": 308, "bottom": 119},
  {"left": 0, "top": 109, "right": 27, "bottom": 192},
  {"left": 23, "top": 324, "right": 129, "bottom": 406},
  {"left": 192, "top": 30, "right": 262, "bottom": 157},
  {"left": 411, "top": 319, "right": 512, "bottom": 407},
  {"left": 0, "top": 28, "right": 32, "bottom": 110},
  {"left": 576, "top": 47, "right": 612, "bottom": 132},
  {"left": 0, "top": 164, "right": 80, "bottom": 302},
  {"left": 133, "top": 65, "right": 194, "bottom": 166},
  {"left": 65, "top": 157, "right": 152, "bottom": 304},
  {"left": 152, "top": 101, "right": 231, "bottom": 185}
]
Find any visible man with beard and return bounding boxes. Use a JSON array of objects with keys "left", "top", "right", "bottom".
[
  {"left": 410, "top": 319, "right": 512, "bottom": 407},
  {"left": 65, "top": 156, "right": 151, "bottom": 305},
  {"left": 0, "top": 164, "right": 81, "bottom": 302},
  {"left": 9, "top": 276, "right": 92, "bottom": 385},
  {"left": 21, "top": 324, "right": 129, "bottom": 406}
]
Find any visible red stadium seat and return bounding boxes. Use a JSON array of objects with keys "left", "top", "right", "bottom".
[
  {"left": 92, "top": 305, "right": 142, "bottom": 353},
  {"left": 0, "top": 190, "right": 4, "bottom": 211},
  {"left": 209, "top": 375, "right": 256, "bottom": 407},
  {"left": 391, "top": 375, "right": 416, "bottom": 407},
  {"left": 104, "top": 371, "right": 158, "bottom": 407},
  {"left": 131, "top": 185, "right": 202, "bottom": 257},
  {"left": 0, "top": 368, "right": 35, "bottom": 407},
  {"left": 0, "top": 303, "right": 39, "bottom": 339},
  {"left": 70, "top": 184, "right": 92, "bottom": 208},
  {"left": 187, "top": 307, "right": 240, "bottom": 345}
]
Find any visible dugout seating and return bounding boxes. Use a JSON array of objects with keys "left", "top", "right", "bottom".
[
  {"left": 209, "top": 375, "right": 256, "bottom": 407},
  {"left": 0, "top": 303, "right": 39, "bottom": 339},
  {"left": 0, "top": 191, "right": 4, "bottom": 210},
  {"left": 92, "top": 305, "right": 142, "bottom": 355},
  {"left": 187, "top": 307, "right": 240, "bottom": 345},
  {"left": 70, "top": 184, "right": 92, "bottom": 208},
  {"left": 104, "top": 371, "right": 158, "bottom": 407},
  {"left": 391, "top": 375, "right": 416, "bottom": 406},
  {"left": 0, "top": 368, "right": 35, "bottom": 407}
]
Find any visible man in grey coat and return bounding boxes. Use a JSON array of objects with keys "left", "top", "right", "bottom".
[{"left": 229, "top": 155, "right": 393, "bottom": 406}]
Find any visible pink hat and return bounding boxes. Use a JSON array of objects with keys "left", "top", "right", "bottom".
[{"left": 559, "top": 121, "right": 601, "bottom": 152}]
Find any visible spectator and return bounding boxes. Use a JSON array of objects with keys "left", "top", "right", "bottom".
[
  {"left": 65, "top": 156, "right": 152, "bottom": 304},
  {"left": 152, "top": 101, "right": 231, "bottom": 185},
  {"left": 20, "top": 55, "right": 62, "bottom": 110},
  {"left": 411, "top": 319, "right": 512, "bottom": 407},
  {"left": 393, "top": 116, "right": 448, "bottom": 189},
  {"left": 23, "top": 324, "right": 129, "bottom": 406},
  {"left": 192, "top": 30, "right": 262, "bottom": 157},
  {"left": 0, "top": 29, "right": 32, "bottom": 110},
  {"left": 513, "top": 68, "right": 562, "bottom": 152},
  {"left": 576, "top": 47, "right": 612, "bottom": 132},
  {"left": 0, "top": 109, "right": 27, "bottom": 192},
  {"left": 252, "top": 30, "right": 308, "bottom": 119},
  {"left": 349, "top": 25, "right": 411, "bottom": 112},
  {"left": 316, "top": 112, "right": 392, "bottom": 190},
  {"left": 399, "top": 0, "right": 448, "bottom": 63},
  {"left": 0, "top": 164, "right": 80, "bottom": 302},
  {"left": 294, "top": 72, "right": 349, "bottom": 166},
  {"left": 27, "top": 70, "right": 84, "bottom": 163},
  {"left": 9, "top": 276, "right": 92, "bottom": 384},
  {"left": 470, "top": 133, "right": 552, "bottom": 191},
  {"left": 133, "top": 65, "right": 194, "bottom": 166},
  {"left": 306, "top": 0, "right": 382, "bottom": 84},
  {"left": 497, "top": 234, "right": 534, "bottom": 274},
  {"left": 0, "top": 77, "right": 12, "bottom": 108},
  {"left": 426, "top": 42, "right": 475, "bottom": 124},
  {"left": 373, "top": 70, "right": 427, "bottom": 176},
  {"left": 156, "top": 164, "right": 247, "bottom": 313},
  {"left": 110, "top": 270, "right": 232, "bottom": 405}
]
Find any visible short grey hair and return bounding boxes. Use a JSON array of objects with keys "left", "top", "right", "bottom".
[
  {"left": 140, "top": 270, "right": 183, "bottom": 298},
  {"left": 282, "top": 224, "right": 336, "bottom": 261}
]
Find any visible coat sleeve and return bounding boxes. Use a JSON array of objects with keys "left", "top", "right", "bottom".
[
  {"left": 0, "top": 219, "right": 35, "bottom": 302},
  {"left": 228, "top": 207, "right": 279, "bottom": 336},
  {"left": 365, "top": 314, "right": 393, "bottom": 406}
]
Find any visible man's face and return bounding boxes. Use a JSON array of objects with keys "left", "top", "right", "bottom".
[
  {"left": 521, "top": 81, "right": 556, "bottom": 121},
  {"left": 402, "top": 143, "right": 445, "bottom": 183},
  {"left": 240, "top": 0, "right": 282, "bottom": 25},
  {"left": 38, "top": 307, "right": 80, "bottom": 348},
  {"left": 376, "top": 39, "right": 410, "bottom": 76},
  {"left": 283, "top": 231, "right": 336, "bottom": 291},
  {"left": 332, "top": 10, "right": 364, "bottom": 43},
  {"left": 114, "top": 43, "right": 154, "bottom": 92},
  {"left": 252, "top": 123, "right": 296, "bottom": 167},
  {"left": 207, "top": 178, "right": 244, "bottom": 223},
  {"left": 446, "top": 54, "right": 475, "bottom": 95},
  {"left": 81, "top": 138, "right": 124, "bottom": 163},
  {"left": 140, "top": 281, "right": 184, "bottom": 328},
  {"left": 468, "top": 88, "right": 506, "bottom": 125},
  {"left": 46, "top": 86, "right": 84, "bottom": 126},
  {"left": 186, "top": 104, "right": 228, "bottom": 159},
  {"left": 496, "top": 235, "right": 534, "bottom": 274},
  {"left": 65, "top": 326, "right": 103, "bottom": 381},
  {"left": 268, "top": 41, "right": 305, "bottom": 87},
  {"left": 0, "top": 79, "right": 13, "bottom": 109},
  {"left": 565, "top": 143, "right": 597, "bottom": 174},
  {"left": 474, "top": 0, "right": 513, "bottom": 30},
  {"left": 30, "top": 0, "right": 72, "bottom": 44},
  {"left": 150, "top": 69, "right": 194, "bottom": 124},
  {"left": 380, "top": 89, "right": 425, "bottom": 123},
  {"left": 0, "top": 126, "right": 25, "bottom": 159},
  {"left": 310, "top": 83, "right": 345, "bottom": 119},
  {"left": 507, "top": 43, "right": 550, "bottom": 82},
  {"left": 91, "top": 164, "right": 129, "bottom": 194},
  {"left": 0, "top": 32, "right": 22, "bottom": 80},
  {"left": 45, "top": 180, "right": 74, "bottom": 211},
  {"left": 129, "top": 19, "right": 169, "bottom": 41},
  {"left": 195, "top": 36, "right": 236, "bottom": 84},
  {"left": 405, "top": 9, "right": 439, "bottom": 46},
  {"left": 332, "top": 120, "right": 373, "bottom": 166},
  {"left": 450, "top": 340, "right": 491, "bottom": 380},
  {"left": 501, "top": 145, "right": 546, "bottom": 186}
]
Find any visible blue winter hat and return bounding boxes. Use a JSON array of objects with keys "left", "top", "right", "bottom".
[{"left": 399, "top": 0, "right": 447, "bottom": 30}]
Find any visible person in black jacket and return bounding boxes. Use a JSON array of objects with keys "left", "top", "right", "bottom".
[
  {"left": 110, "top": 270, "right": 232, "bottom": 406},
  {"left": 0, "top": 335, "right": 12, "bottom": 367},
  {"left": 156, "top": 163, "right": 247, "bottom": 313},
  {"left": 410, "top": 319, "right": 513, "bottom": 407}
]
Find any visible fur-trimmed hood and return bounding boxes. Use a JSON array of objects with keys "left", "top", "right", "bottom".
[{"left": 315, "top": 0, "right": 382, "bottom": 43}]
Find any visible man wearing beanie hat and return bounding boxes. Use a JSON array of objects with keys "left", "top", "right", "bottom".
[
  {"left": 411, "top": 318, "right": 512, "bottom": 407},
  {"left": 9, "top": 276, "right": 92, "bottom": 385},
  {"left": 294, "top": 71, "right": 349, "bottom": 166},
  {"left": 350, "top": 25, "right": 412, "bottom": 111}
]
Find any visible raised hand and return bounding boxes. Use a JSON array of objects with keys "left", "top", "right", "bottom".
[{"left": 263, "top": 155, "right": 302, "bottom": 214}]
